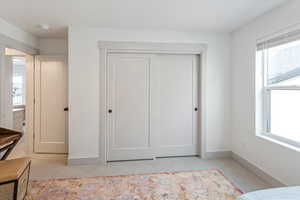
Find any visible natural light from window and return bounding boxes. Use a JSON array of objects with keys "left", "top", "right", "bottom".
[
  {"left": 258, "top": 31, "right": 300, "bottom": 147},
  {"left": 12, "top": 56, "right": 26, "bottom": 106}
]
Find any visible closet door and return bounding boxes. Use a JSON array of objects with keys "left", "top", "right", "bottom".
[
  {"left": 107, "top": 54, "right": 154, "bottom": 161},
  {"left": 152, "top": 54, "right": 199, "bottom": 157}
]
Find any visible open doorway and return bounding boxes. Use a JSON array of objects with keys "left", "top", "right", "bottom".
[
  {"left": 1, "top": 43, "right": 68, "bottom": 159},
  {"left": 0, "top": 48, "right": 34, "bottom": 158}
]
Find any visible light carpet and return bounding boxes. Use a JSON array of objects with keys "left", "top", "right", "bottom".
[{"left": 26, "top": 169, "right": 243, "bottom": 200}]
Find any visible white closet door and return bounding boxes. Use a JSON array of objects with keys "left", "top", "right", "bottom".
[
  {"left": 107, "top": 54, "right": 154, "bottom": 161},
  {"left": 152, "top": 54, "right": 199, "bottom": 157}
]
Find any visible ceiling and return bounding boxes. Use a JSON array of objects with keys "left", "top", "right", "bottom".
[{"left": 0, "top": 0, "right": 290, "bottom": 38}]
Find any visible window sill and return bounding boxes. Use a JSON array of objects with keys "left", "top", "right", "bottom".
[{"left": 257, "top": 133, "right": 300, "bottom": 153}]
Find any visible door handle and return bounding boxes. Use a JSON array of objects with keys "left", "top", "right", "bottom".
[
  {"left": 64, "top": 107, "right": 69, "bottom": 111},
  {"left": 108, "top": 109, "right": 112, "bottom": 113}
]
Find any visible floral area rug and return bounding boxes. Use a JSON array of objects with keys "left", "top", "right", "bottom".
[{"left": 26, "top": 169, "right": 243, "bottom": 200}]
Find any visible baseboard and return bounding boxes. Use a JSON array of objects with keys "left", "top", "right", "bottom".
[
  {"left": 68, "top": 157, "right": 102, "bottom": 165},
  {"left": 203, "top": 151, "right": 232, "bottom": 159},
  {"left": 232, "top": 152, "right": 285, "bottom": 187},
  {"left": 69, "top": 151, "right": 285, "bottom": 187},
  {"left": 29, "top": 153, "right": 68, "bottom": 160}
]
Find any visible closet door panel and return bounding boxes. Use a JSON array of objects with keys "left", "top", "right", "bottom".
[
  {"left": 152, "top": 54, "right": 198, "bottom": 157},
  {"left": 107, "top": 54, "right": 154, "bottom": 161},
  {"left": 107, "top": 53, "right": 199, "bottom": 161}
]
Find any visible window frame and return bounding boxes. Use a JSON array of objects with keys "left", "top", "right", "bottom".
[{"left": 260, "top": 37, "right": 300, "bottom": 149}]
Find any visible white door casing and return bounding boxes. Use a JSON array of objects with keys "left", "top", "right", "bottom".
[
  {"left": 99, "top": 41, "right": 207, "bottom": 163},
  {"left": 107, "top": 53, "right": 199, "bottom": 161},
  {"left": 25, "top": 54, "right": 35, "bottom": 154},
  {"left": 34, "top": 56, "right": 68, "bottom": 153}
]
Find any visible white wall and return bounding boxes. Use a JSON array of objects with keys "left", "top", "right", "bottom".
[
  {"left": 68, "top": 27, "right": 231, "bottom": 160},
  {"left": 231, "top": 0, "right": 300, "bottom": 185},
  {"left": 0, "top": 18, "right": 38, "bottom": 48},
  {"left": 38, "top": 38, "right": 68, "bottom": 55},
  {"left": 0, "top": 17, "right": 37, "bottom": 128}
]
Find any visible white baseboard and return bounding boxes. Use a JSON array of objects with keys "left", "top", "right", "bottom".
[
  {"left": 68, "top": 157, "right": 102, "bottom": 165},
  {"left": 68, "top": 151, "right": 285, "bottom": 187},
  {"left": 203, "top": 151, "right": 232, "bottom": 159},
  {"left": 232, "top": 152, "right": 285, "bottom": 187},
  {"left": 29, "top": 153, "right": 67, "bottom": 160}
]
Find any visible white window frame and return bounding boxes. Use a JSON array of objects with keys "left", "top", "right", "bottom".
[
  {"left": 259, "top": 31, "right": 300, "bottom": 149},
  {"left": 262, "top": 86, "right": 300, "bottom": 149}
]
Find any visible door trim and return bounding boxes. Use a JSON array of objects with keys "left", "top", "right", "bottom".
[{"left": 99, "top": 41, "right": 208, "bottom": 163}]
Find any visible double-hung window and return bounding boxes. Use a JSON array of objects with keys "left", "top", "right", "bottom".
[{"left": 257, "top": 30, "right": 300, "bottom": 148}]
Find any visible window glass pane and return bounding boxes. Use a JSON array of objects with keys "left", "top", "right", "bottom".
[
  {"left": 12, "top": 56, "right": 26, "bottom": 105},
  {"left": 271, "top": 76, "right": 300, "bottom": 87},
  {"left": 270, "top": 90, "right": 300, "bottom": 143},
  {"left": 267, "top": 39, "right": 300, "bottom": 86}
]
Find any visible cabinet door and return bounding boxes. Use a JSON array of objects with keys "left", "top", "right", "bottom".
[{"left": 107, "top": 54, "right": 154, "bottom": 161}]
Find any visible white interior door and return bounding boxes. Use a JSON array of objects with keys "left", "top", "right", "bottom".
[
  {"left": 34, "top": 56, "right": 68, "bottom": 153},
  {"left": 107, "top": 54, "right": 154, "bottom": 161},
  {"left": 107, "top": 53, "right": 199, "bottom": 161},
  {"left": 152, "top": 54, "right": 199, "bottom": 157}
]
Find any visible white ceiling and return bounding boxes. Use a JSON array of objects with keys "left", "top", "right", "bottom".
[{"left": 0, "top": 0, "right": 290, "bottom": 38}]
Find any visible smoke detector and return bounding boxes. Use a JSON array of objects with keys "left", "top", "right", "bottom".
[{"left": 37, "top": 24, "right": 50, "bottom": 30}]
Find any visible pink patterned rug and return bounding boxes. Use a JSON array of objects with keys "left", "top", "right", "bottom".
[{"left": 26, "top": 169, "right": 243, "bottom": 200}]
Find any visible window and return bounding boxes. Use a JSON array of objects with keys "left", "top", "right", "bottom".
[
  {"left": 257, "top": 30, "right": 300, "bottom": 148},
  {"left": 12, "top": 56, "right": 26, "bottom": 106}
]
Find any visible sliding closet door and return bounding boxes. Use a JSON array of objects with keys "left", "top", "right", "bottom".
[
  {"left": 152, "top": 54, "right": 199, "bottom": 157},
  {"left": 107, "top": 54, "right": 154, "bottom": 161}
]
